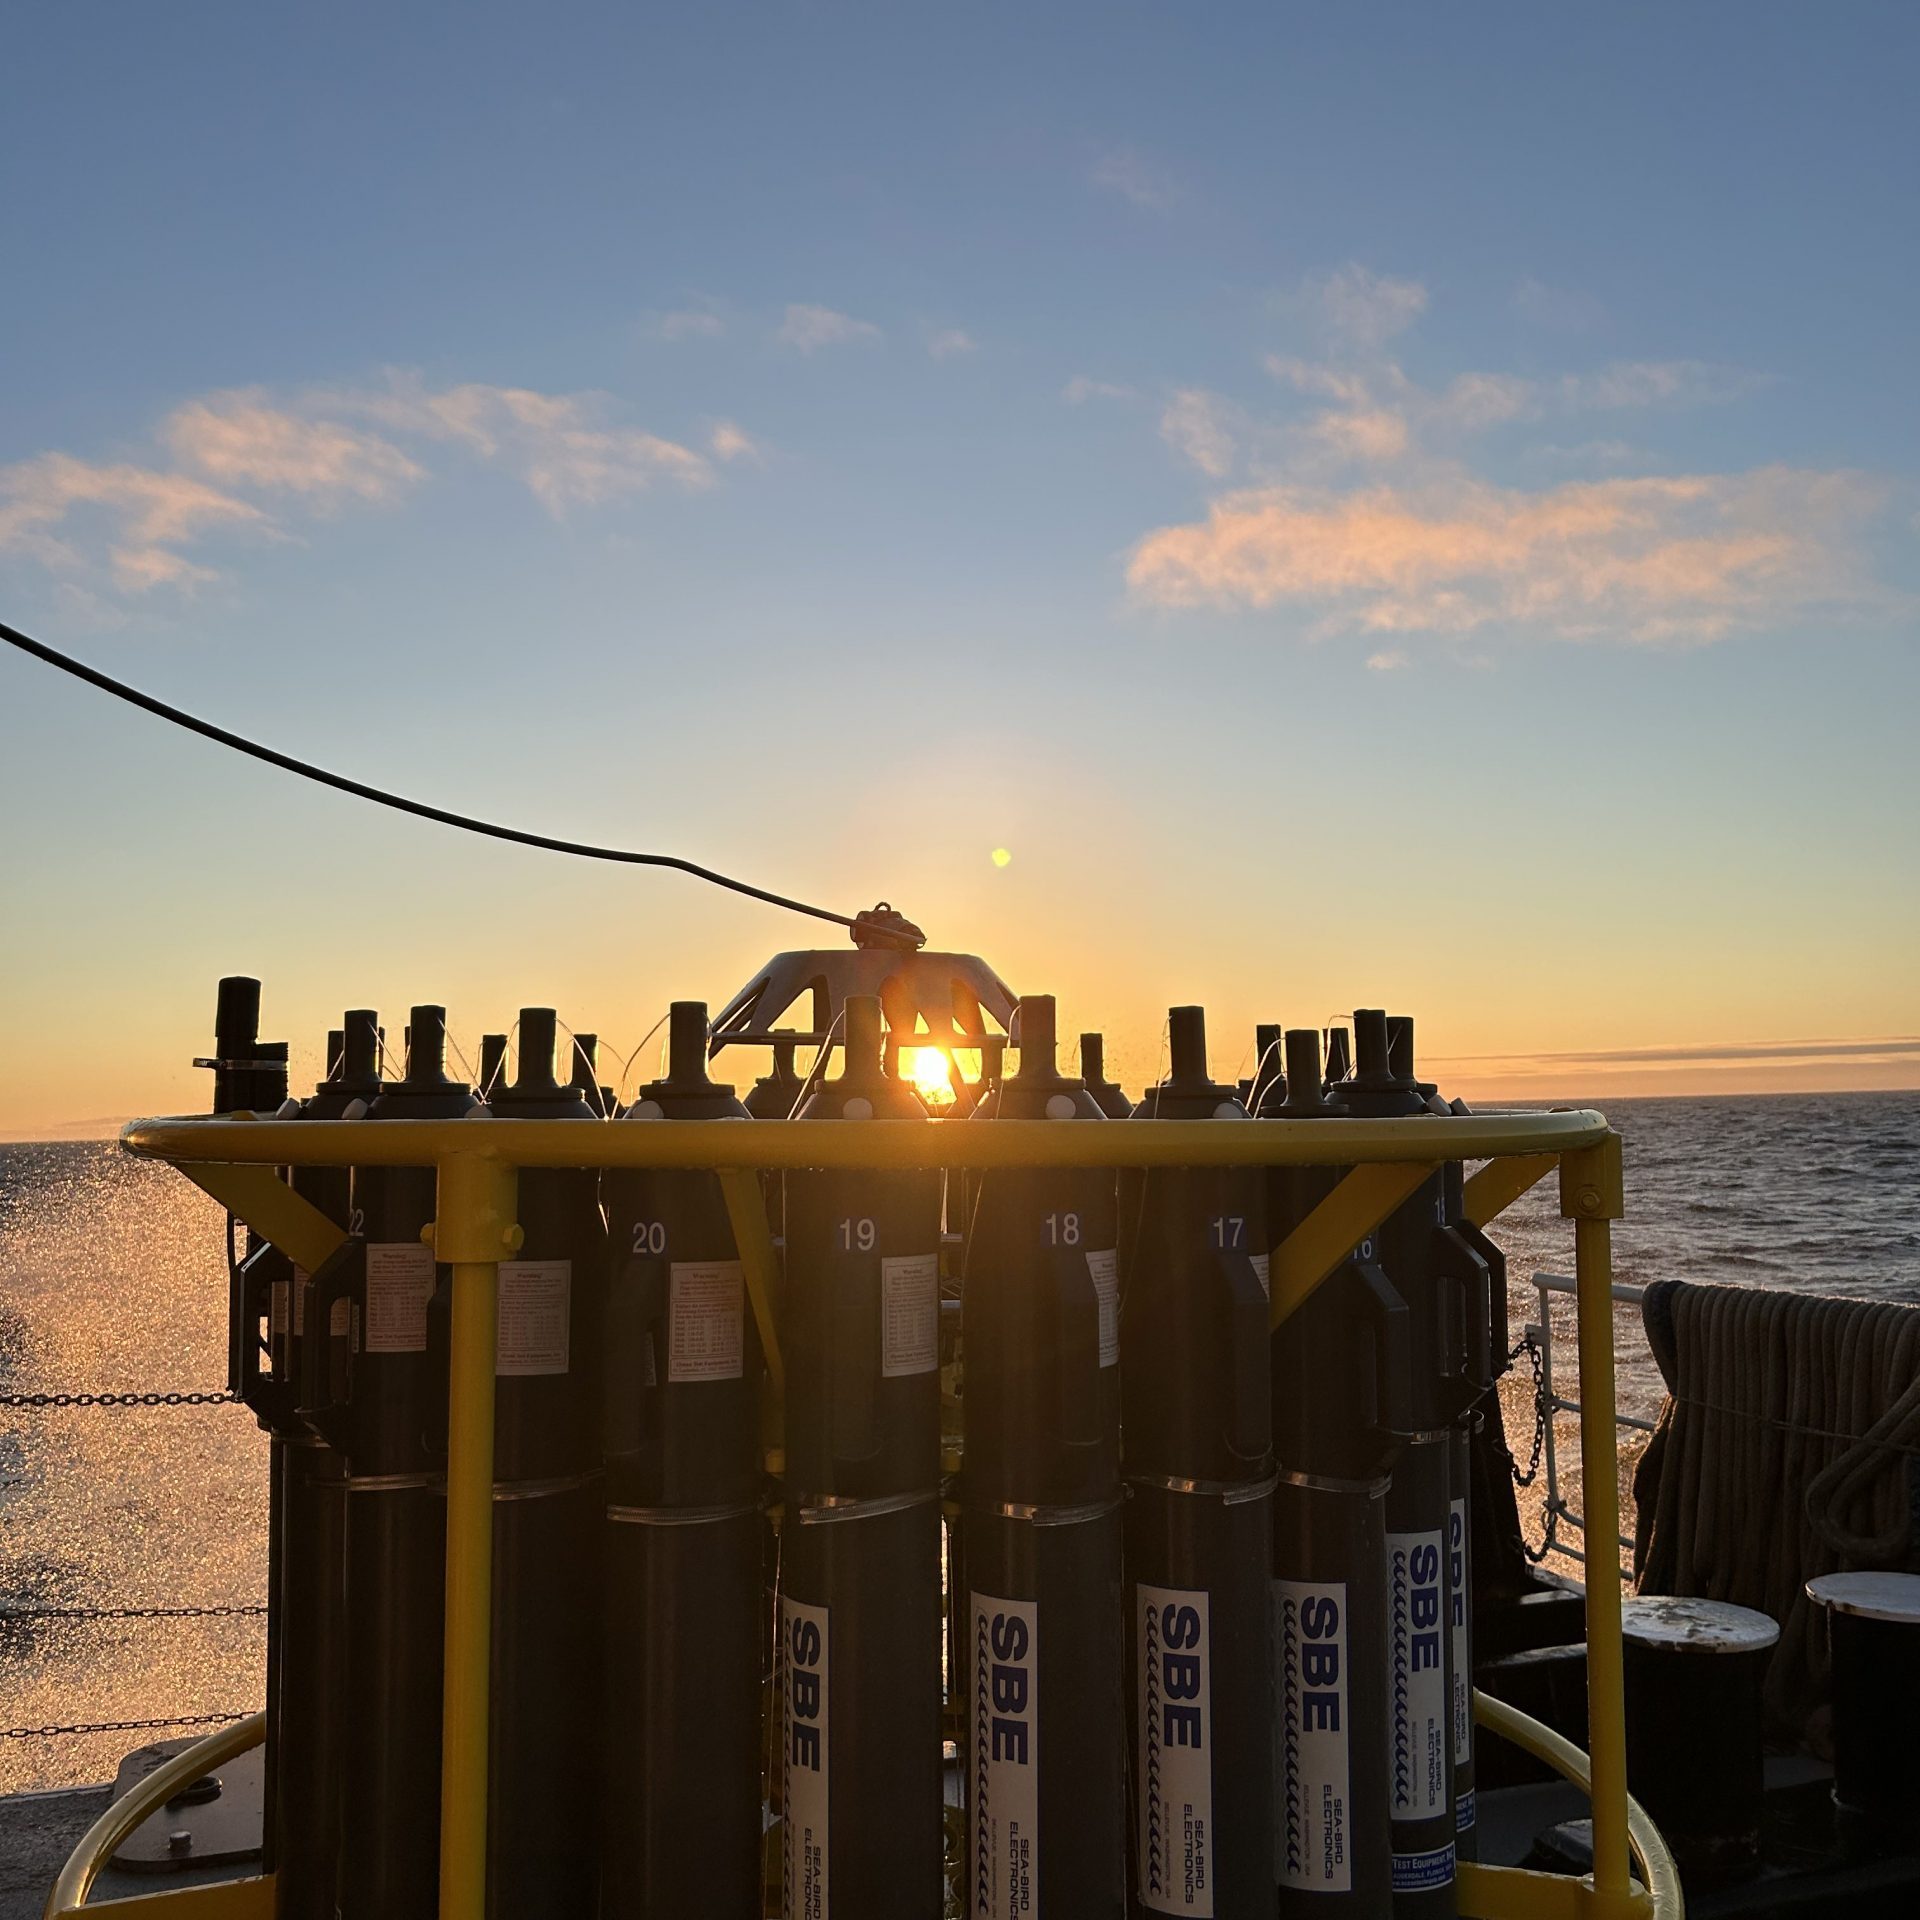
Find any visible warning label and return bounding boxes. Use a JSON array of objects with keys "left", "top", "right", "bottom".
[
  {"left": 668, "top": 1260, "right": 746, "bottom": 1382},
  {"left": 1250, "top": 1252, "right": 1271, "bottom": 1301},
  {"left": 269, "top": 1279, "right": 289, "bottom": 1340},
  {"left": 496, "top": 1260, "right": 571, "bottom": 1376},
  {"left": 291, "top": 1266, "right": 308, "bottom": 1338},
  {"left": 1087, "top": 1248, "right": 1120, "bottom": 1367},
  {"left": 880, "top": 1252, "right": 939, "bottom": 1378},
  {"left": 364, "top": 1242, "right": 433, "bottom": 1354}
]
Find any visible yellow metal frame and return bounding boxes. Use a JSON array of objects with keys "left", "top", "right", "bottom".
[
  {"left": 54, "top": 1106, "right": 1668, "bottom": 1919},
  {"left": 43, "top": 1713, "right": 271, "bottom": 1918}
]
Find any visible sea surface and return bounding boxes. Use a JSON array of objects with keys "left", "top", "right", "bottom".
[{"left": 3, "top": 1092, "right": 1917, "bottom": 1791}]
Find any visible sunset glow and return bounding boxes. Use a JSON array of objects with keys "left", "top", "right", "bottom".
[{"left": 0, "top": 8, "right": 1914, "bottom": 1139}]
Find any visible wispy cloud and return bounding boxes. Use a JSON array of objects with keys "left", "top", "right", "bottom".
[
  {"left": 1160, "top": 389, "right": 1238, "bottom": 478},
  {"left": 926, "top": 327, "right": 977, "bottom": 361},
  {"left": 1127, "top": 467, "right": 1882, "bottom": 645},
  {"left": 1366, "top": 647, "right": 1411, "bottom": 673},
  {"left": 1063, "top": 375, "right": 1135, "bottom": 405},
  {"left": 1122, "top": 265, "right": 1868, "bottom": 651},
  {"left": 1287, "top": 264, "right": 1429, "bottom": 350},
  {"left": 707, "top": 420, "right": 762, "bottom": 464},
  {"left": 0, "top": 451, "right": 267, "bottom": 593},
  {"left": 1558, "top": 360, "right": 1764, "bottom": 411},
  {"left": 651, "top": 299, "right": 728, "bottom": 341},
  {"left": 340, "top": 375, "right": 712, "bottom": 513},
  {"left": 775, "top": 303, "right": 882, "bottom": 352},
  {"left": 1, "top": 371, "right": 747, "bottom": 593},
  {"left": 163, "top": 392, "right": 422, "bottom": 502},
  {"left": 1088, "top": 147, "right": 1178, "bottom": 210}
]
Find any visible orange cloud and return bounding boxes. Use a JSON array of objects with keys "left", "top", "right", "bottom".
[
  {"left": 164, "top": 393, "right": 421, "bottom": 502},
  {"left": 1126, "top": 468, "right": 1881, "bottom": 643},
  {"left": 0, "top": 452, "right": 266, "bottom": 588}
]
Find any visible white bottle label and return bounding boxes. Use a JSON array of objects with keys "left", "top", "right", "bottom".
[
  {"left": 783, "top": 1596, "right": 830, "bottom": 1920},
  {"left": 1275, "top": 1578, "right": 1352, "bottom": 1892},
  {"left": 971, "top": 1593, "right": 1039, "bottom": 1919},
  {"left": 880, "top": 1253, "right": 939, "bottom": 1377},
  {"left": 1087, "top": 1248, "right": 1120, "bottom": 1367},
  {"left": 1449, "top": 1497, "right": 1472, "bottom": 1771},
  {"left": 1387, "top": 1529, "right": 1449, "bottom": 1821},
  {"left": 667, "top": 1260, "right": 745, "bottom": 1382},
  {"left": 495, "top": 1260, "right": 571, "bottom": 1376},
  {"left": 363, "top": 1242, "right": 433, "bottom": 1353},
  {"left": 1137, "top": 1583, "right": 1213, "bottom": 1915}
]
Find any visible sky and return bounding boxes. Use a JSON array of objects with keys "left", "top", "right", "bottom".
[{"left": 2, "top": 2, "right": 1917, "bottom": 1136}]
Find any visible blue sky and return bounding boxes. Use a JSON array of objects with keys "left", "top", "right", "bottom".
[{"left": 3, "top": 3, "right": 1917, "bottom": 1131}]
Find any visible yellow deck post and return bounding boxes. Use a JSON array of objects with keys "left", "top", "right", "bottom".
[
  {"left": 432, "top": 1152, "right": 520, "bottom": 1920},
  {"left": 1561, "top": 1135, "right": 1636, "bottom": 1913}
]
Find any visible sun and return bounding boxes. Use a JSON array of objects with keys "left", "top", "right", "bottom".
[{"left": 902, "top": 1046, "right": 956, "bottom": 1106}]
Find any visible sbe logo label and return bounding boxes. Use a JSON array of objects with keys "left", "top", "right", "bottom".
[
  {"left": 782, "top": 1597, "right": 830, "bottom": 1920},
  {"left": 971, "top": 1593, "right": 1038, "bottom": 1918},
  {"left": 1137, "top": 1584, "right": 1214, "bottom": 1915},
  {"left": 1275, "top": 1579, "right": 1351, "bottom": 1892}
]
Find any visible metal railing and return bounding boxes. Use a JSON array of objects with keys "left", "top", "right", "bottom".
[{"left": 1526, "top": 1269, "right": 1651, "bottom": 1581}]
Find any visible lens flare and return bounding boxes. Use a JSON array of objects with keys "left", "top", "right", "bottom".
[{"left": 903, "top": 1046, "right": 956, "bottom": 1106}]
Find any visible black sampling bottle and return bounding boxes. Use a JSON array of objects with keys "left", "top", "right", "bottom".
[
  {"left": 1120, "top": 1005, "right": 1276, "bottom": 1919},
  {"left": 601, "top": 1001, "right": 766, "bottom": 1920},
  {"left": 473, "top": 1008, "right": 605, "bottom": 1920},
  {"left": 961, "top": 993, "right": 1126, "bottom": 1918},
  {"left": 207, "top": 980, "right": 291, "bottom": 1884},
  {"left": 1387, "top": 1019, "right": 1497, "bottom": 1864},
  {"left": 1328, "top": 1010, "right": 1484, "bottom": 1916},
  {"left": 1263, "top": 1028, "right": 1409, "bottom": 1918},
  {"left": 326, "top": 1006, "right": 474, "bottom": 1920},
  {"left": 273, "top": 1009, "right": 379, "bottom": 1920},
  {"left": 779, "top": 994, "right": 945, "bottom": 1920}
]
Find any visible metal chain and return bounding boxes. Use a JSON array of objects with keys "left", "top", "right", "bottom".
[
  {"left": 0, "top": 1603, "right": 266, "bottom": 1625},
  {"left": 1507, "top": 1331, "right": 1560, "bottom": 1563},
  {"left": 0, "top": 1389, "right": 236, "bottom": 1409},
  {"left": 1, "top": 1710, "right": 249, "bottom": 1742},
  {"left": 1508, "top": 1334, "right": 1547, "bottom": 1489}
]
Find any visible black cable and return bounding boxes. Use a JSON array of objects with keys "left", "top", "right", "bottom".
[{"left": 1, "top": 618, "right": 864, "bottom": 935}]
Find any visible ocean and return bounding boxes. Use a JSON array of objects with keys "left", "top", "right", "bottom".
[{"left": 3, "top": 1090, "right": 1918, "bottom": 1791}]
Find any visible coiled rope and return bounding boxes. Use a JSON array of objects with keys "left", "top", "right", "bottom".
[{"left": 1635, "top": 1279, "right": 1920, "bottom": 1731}]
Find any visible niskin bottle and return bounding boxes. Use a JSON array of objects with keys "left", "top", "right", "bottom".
[
  {"left": 276, "top": 1008, "right": 379, "bottom": 1920},
  {"left": 962, "top": 994, "right": 1125, "bottom": 1918},
  {"left": 780, "top": 995, "right": 944, "bottom": 1920},
  {"left": 1264, "top": 1028, "right": 1408, "bottom": 1919},
  {"left": 1329, "top": 1011, "right": 1483, "bottom": 1916},
  {"left": 329, "top": 1006, "right": 473, "bottom": 1920},
  {"left": 207, "top": 981, "right": 291, "bottom": 1886},
  {"left": 602, "top": 1002, "right": 765, "bottom": 1920},
  {"left": 1121, "top": 1005, "right": 1276, "bottom": 1919},
  {"left": 475, "top": 1008, "right": 604, "bottom": 1919}
]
